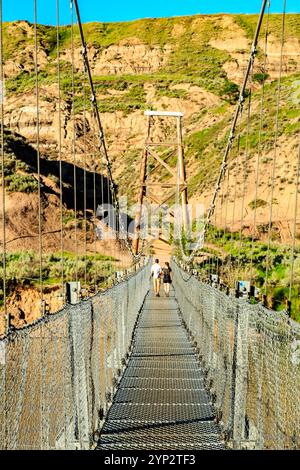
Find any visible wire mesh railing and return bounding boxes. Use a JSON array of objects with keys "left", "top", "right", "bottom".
[
  {"left": 0, "top": 258, "right": 150, "bottom": 450},
  {"left": 172, "top": 259, "right": 300, "bottom": 450}
]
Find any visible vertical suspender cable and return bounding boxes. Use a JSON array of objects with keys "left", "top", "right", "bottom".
[
  {"left": 107, "top": 151, "right": 115, "bottom": 281},
  {"left": 223, "top": 162, "right": 230, "bottom": 282},
  {"left": 216, "top": 166, "right": 225, "bottom": 278},
  {"left": 214, "top": 207, "right": 219, "bottom": 277},
  {"left": 229, "top": 132, "right": 241, "bottom": 286},
  {"left": 0, "top": 0, "right": 7, "bottom": 334},
  {"left": 179, "top": 0, "right": 268, "bottom": 265},
  {"left": 237, "top": 79, "right": 253, "bottom": 279},
  {"left": 73, "top": 0, "right": 143, "bottom": 263},
  {"left": 72, "top": 0, "right": 118, "bottom": 217},
  {"left": 93, "top": 155, "right": 96, "bottom": 291},
  {"left": 34, "top": 1, "right": 45, "bottom": 447},
  {"left": 288, "top": 133, "right": 300, "bottom": 308},
  {"left": 34, "top": 0, "right": 43, "bottom": 310},
  {"left": 70, "top": 1, "right": 78, "bottom": 285},
  {"left": 56, "top": 0, "right": 64, "bottom": 299},
  {"left": 205, "top": 0, "right": 268, "bottom": 228},
  {"left": 249, "top": 2, "right": 270, "bottom": 286},
  {"left": 265, "top": 0, "right": 286, "bottom": 297},
  {"left": 56, "top": 4, "right": 67, "bottom": 444},
  {"left": 83, "top": 61, "right": 87, "bottom": 291},
  {"left": 99, "top": 134, "right": 105, "bottom": 288},
  {"left": 93, "top": 121, "right": 98, "bottom": 292}
]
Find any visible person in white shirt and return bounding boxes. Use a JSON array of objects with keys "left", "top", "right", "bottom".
[{"left": 151, "top": 259, "right": 162, "bottom": 297}]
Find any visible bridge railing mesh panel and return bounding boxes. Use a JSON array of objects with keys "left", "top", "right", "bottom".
[
  {"left": 0, "top": 260, "right": 150, "bottom": 450},
  {"left": 172, "top": 261, "right": 300, "bottom": 450}
]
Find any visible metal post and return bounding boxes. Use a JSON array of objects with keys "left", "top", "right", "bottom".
[{"left": 231, "top": 303, "right": 249, "bottom": 448}]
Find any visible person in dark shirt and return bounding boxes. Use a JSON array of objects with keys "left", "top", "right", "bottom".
[{"left": 162, "top": 261, "right": 172, "bottom": 297}]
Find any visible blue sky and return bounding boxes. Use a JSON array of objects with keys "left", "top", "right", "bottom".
[{"left": 3, "top": 0, "right": 300, "bottom": 25}]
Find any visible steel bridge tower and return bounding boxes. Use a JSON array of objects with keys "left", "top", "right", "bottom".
[{"left": 133, "top": 110, "right": 189, "bottom": 255}]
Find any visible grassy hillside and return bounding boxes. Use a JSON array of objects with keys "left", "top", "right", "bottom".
[
  {"left": 1, "top": 13, "right": 300, "bottom": 324},
  {"left": 4, "top": 14, "right": 300, "bottom": 104}
]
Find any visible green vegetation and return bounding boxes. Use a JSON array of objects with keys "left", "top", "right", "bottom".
[
  {"left": 98, "top": 83, "right": 146, "bottom": 114},
  {"left": 248, "top": 199, "right": 268, "bottom": 210},
  {"left": 1, "top": 140, "right": 39, "bottom": 193},
  {"left": 5, "top": 15, "right": 300, "bottom": 114},
  {"left": 253, "top": 72, "right": 270, "bottom": 84},
  {"left": 185, "top": 117, "right": 230, "bottom": 194},
  {"left": 183, "top": 71, "right": 300, "bottom": 197},
  {"left": 186, "top": 225, "right": 300, "bottom": 322},
  {"left": 0, "top": 250, "right": 117, "bottom": 303},
  {"left": 5, "top": 173, "right": 39, "bottom": 194},
  {"left": 3, "top": 15, "right": 300, "bottom": 322},
  {"left": 3, "top": 151, "right": 32, "bottom": 176},
  {"left": 235, "top": 14, "right": 300, "bottom": 42},
  {"left": 155, "top": 83, "right": 189, "bottom": 99}
]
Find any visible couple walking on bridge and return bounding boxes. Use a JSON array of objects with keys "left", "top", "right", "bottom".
[{"left": 151, "top": 259, "right": 172, "bottom": 297}]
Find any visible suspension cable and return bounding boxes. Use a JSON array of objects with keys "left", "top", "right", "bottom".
[
  {"left": 72, "top": 0, "right": 144, "bottom": 263},
  {"left": 177, "top": 0, "right": 268, "bottom": 265},
  {"left": 0, "top": 0, "right": 7, "bottom": 334},
  {"left": 34, "top": 0, "right": 43, "bottom": 309},
  {"left": 264, "top": 0, "right": 286, "bottom": 297}
]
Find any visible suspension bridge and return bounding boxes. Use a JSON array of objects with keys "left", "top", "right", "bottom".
[{"left": 0, "top": 0, "right": 300, "bottom": 450}]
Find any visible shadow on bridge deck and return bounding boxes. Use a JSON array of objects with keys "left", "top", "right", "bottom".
[{"left": 96, "top": 286, "right": 225, "bottom": 450}]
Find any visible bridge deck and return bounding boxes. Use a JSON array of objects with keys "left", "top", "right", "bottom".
[{"left": 97, "top": 287, "right": 225, "bottom": 450}]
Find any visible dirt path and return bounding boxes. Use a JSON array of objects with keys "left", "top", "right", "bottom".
[{"left": 150, "top": 237, "right": 172, "bottom": 263}]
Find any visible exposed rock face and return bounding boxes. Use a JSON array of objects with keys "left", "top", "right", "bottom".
[
  {"left": 7, "top": 286, "right": 64, "bottom": 329},
  {"left": 2, "top": 14, "right": 300, "bottom": 233},
  {"left": 60, "top": 42, "right": 173, "bottom": 75},
  {"left": 211, "top": 20, "right": 249, "bottom": 51},
  {"left": 223, "top": 33, "right": 300, "bottom": 84},
  {"left": 93, "top": 43, "right": 173, "bottom": 75},
  {"left": 3, "top": 81, "right": 222, "bottom": 188}
]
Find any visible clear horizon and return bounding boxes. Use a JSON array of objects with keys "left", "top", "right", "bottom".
[{"left": 2, "top": 0, "right": 299, "bottom": 26}]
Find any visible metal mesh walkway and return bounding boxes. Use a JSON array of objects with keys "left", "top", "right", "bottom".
[{"left": 97, "top": 287, "right": 225, "bottom": 450}]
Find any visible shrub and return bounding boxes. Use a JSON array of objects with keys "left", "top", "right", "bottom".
[
  {"left": 221, "top": 80, "right": 240, "bottom": 103},
  {"left": 253, "top": 73, "right": 270, "bottom": 84},
  {"left": 5, "top": 174, "right": 39, "bottom": 194},
  {"left": 248, "top": 199, "right": 268, "bottom": 210}
]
